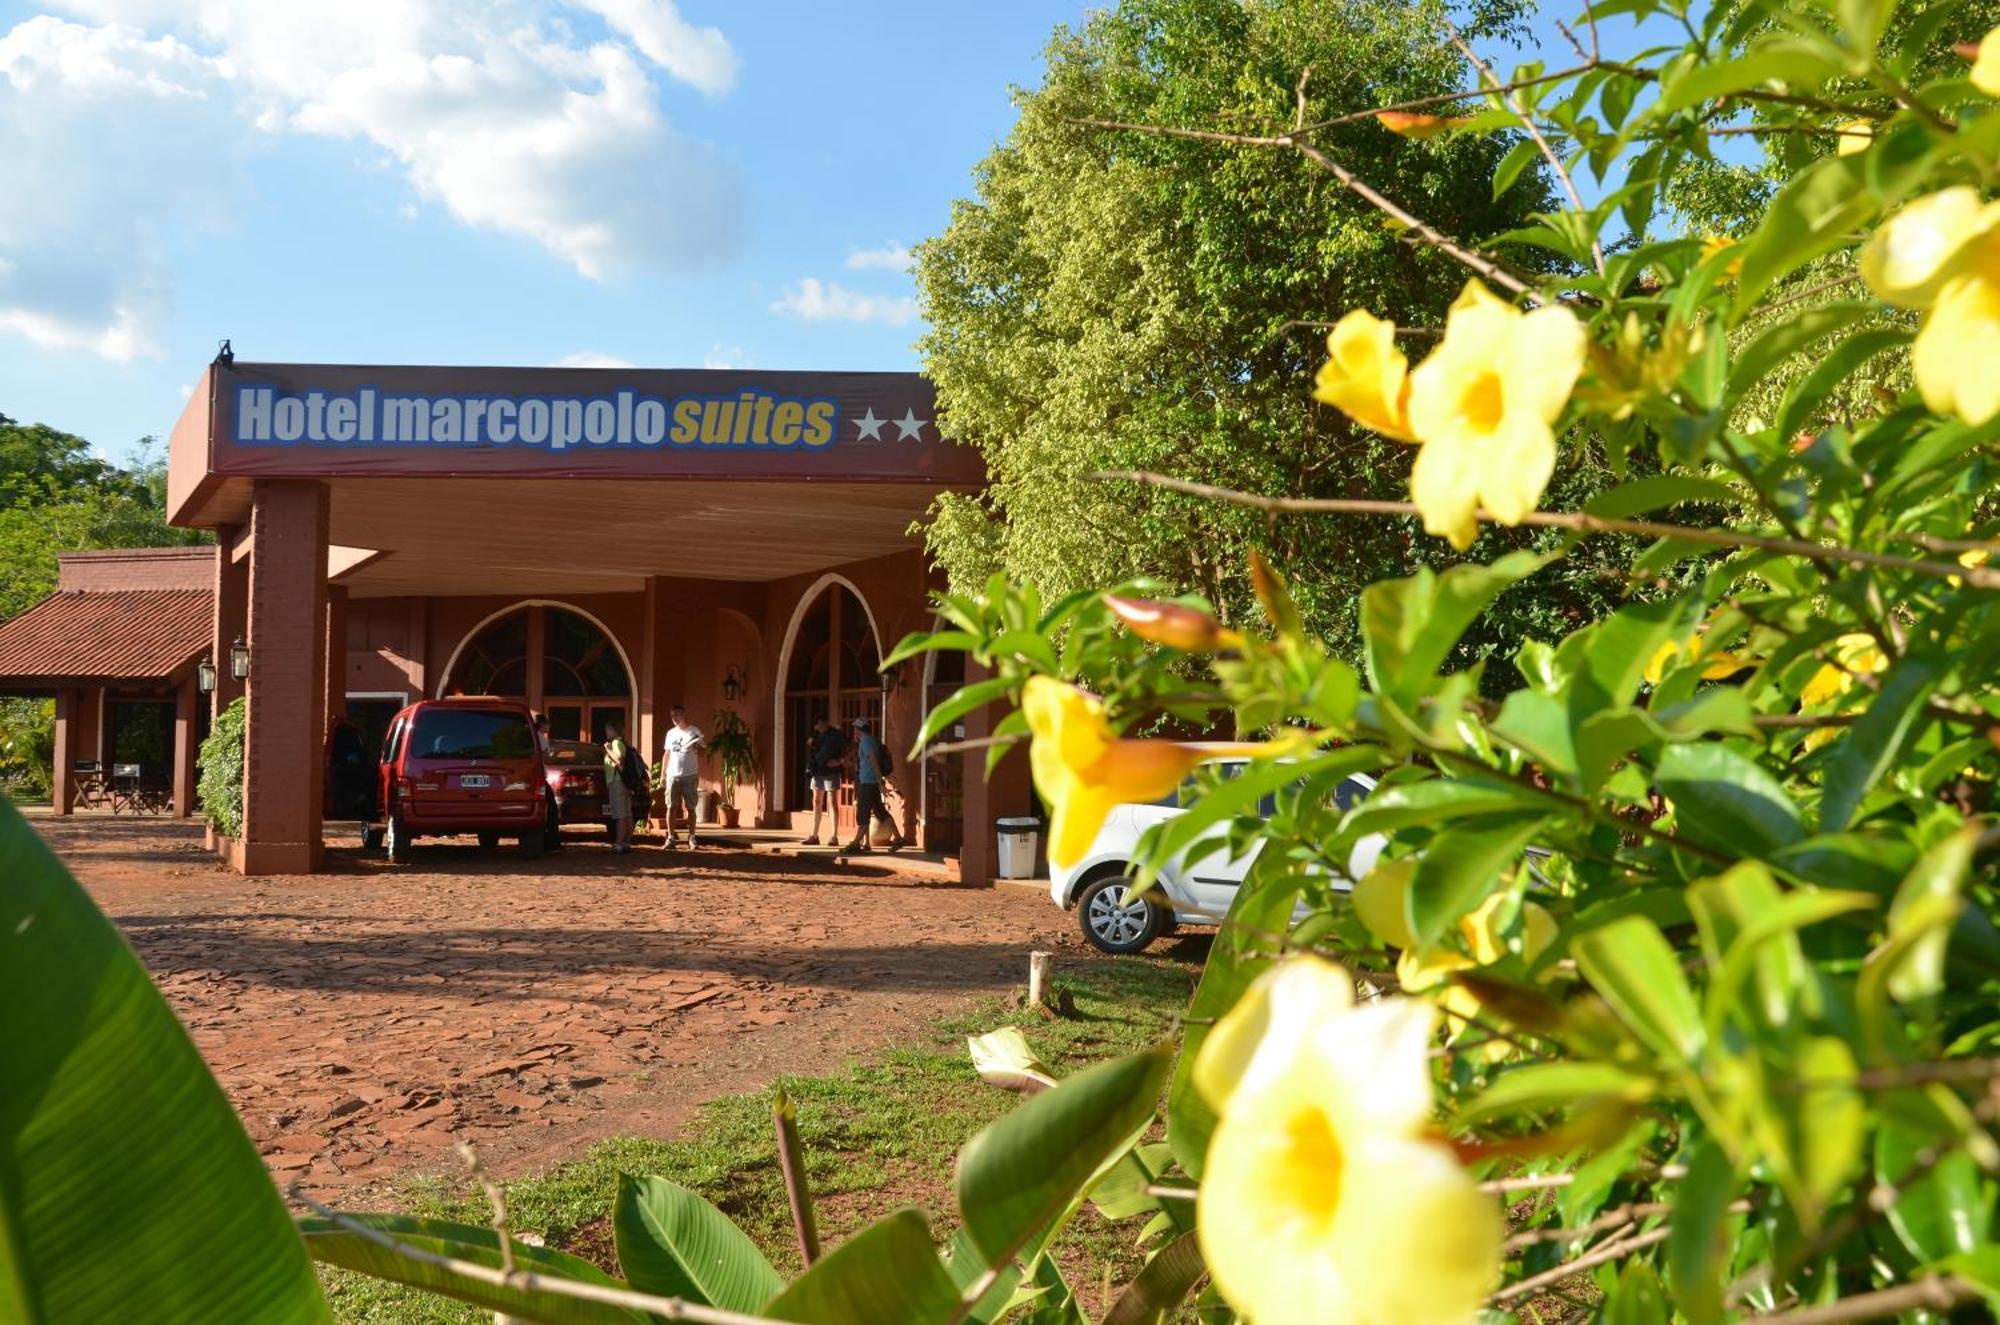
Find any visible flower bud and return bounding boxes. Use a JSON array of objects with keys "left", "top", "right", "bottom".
[{"left": 1102, "top": 595, "right": 1237, "bottom": 652}]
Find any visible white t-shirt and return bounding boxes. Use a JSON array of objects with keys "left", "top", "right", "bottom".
[{"left": 663, "top": 724, "right": 703, "bottom": 778}]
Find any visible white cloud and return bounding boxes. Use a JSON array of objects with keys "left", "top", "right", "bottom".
[
  {"left": 553, "top": 350, "right": 636, "bottom": 368},
  {"left": 0, "top": 16, "right": 241, "bottom": 358},
  {"left": 569, "top": 0, "right": 737, "bottom": 96},
  {"left": 770, "top": 277, "right": 918, "bottom": 327},
  {"left": 0, "top": 2, "right": 744, "bottom": 358},
  {"left": 701, "top": 342, "right": 749, "bottom": 369},
  {"left": 845, "top": 241, "right": 912, "bottom": 272}
]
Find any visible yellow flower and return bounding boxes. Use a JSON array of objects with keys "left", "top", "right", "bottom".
[
  {"left": 1396, "top": 893, "right": 1557, "bottom": 1051},
  {"left": 1196, "top": 956, "right": 1502, "bottom": 1325},
  {"left": 1352, "top": 857, "right": 1417, "bottom": 949},
  {"left": 1375, "top": 110, "right": 1478, "bottom": 139},
  {"left": 1404, "top": 281, "right": 1587, "bottom": 550},
  {"left": 1314, "top": 310, "right": 1416, "bottom": 441},
  {"left": 1836, "top": 120, "right": 1873, "bottom": 156},
  {"left": 1974, "top": 27, "right": 2000, "bottom": 96},
  {"left": 1858, "top": 188, "right": 1998, "bottom": 308},
  {"left": 1643, "top": 630, "right": 1748, "bottom": 685},
  {"left": 1701, "top": 233, "right": 1744, "bottom": 278},
  {"left": 1860, "top": 189, "right": 2000, "bottom": 427},
  {"left": 1022, "top": 676, "right": 1265, "bottom": 869},
  {"left": 1914, "top": 270, "right": 2000, "bottom": 426},
  {"left": 1800, "top": 633, "right": 1887, "bottom": 707},
  {"left": 1950, "top": 547, "right": 1991, "bottom": 587},
  {"left": 1798, "top": 633, "right": 1888, "bottom": 751}
]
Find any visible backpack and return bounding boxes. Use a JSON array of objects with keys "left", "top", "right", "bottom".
[{"left": 620, "top": 745, "right": 647, "bottom": 791}]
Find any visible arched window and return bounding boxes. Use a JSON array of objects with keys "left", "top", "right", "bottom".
[
  {"left": 444, "top": 604, "right": 632, "bottom": 743},
  {"left": 781, "top": 583, "right": 880, "bottom": 812}
]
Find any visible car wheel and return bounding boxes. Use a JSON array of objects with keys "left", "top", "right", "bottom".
[
  {"left": 385, "top": 814, "right": 410, "bottom": 864},
  {"left": 518, "top": 831, "right": 544, "bottom": 860},
  {"left": 1076, "top": 873, "right": 1165, "bottom": 955},
  {"left": 478, "top": 831, "right": 501, "bottom": 850},
  {"left": 544, "top": 793, "right": 563, "bottom": 849}
]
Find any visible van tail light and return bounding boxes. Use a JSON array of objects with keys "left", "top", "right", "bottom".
[
  {"left": 551, "top": 771, "right": 567, "bottom": 793},
  {"left": 397, "top": 775, "right": 417, "bottom": 798}
]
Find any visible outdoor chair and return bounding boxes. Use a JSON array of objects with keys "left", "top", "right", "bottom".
[
  {"left": 109, "top": 763, "right": 169, "bottom": 815},
  {"left": 71, "top": 761, "right": 109, "bottom": 810}
]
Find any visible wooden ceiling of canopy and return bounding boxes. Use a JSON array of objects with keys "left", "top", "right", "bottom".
[{"left": 304, "top": 478, "right": 939, "bottom": 596}]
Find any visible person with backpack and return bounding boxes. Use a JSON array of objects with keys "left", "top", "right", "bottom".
[
  {"left": 661, "top": 705, "right": 704, "bottom": 849},
  {"left": 844, "top": 716, "right": 903, "bottom": 853},
  {"left": 801, "top": 715, "right": 847, "bottom": 846},
  {"left": 603, "top": 719, "right": 640, "bottom": 855}
]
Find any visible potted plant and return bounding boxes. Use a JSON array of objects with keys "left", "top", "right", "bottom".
[{"left": 707, "top": 709, "right": 756, "bottom": 829}]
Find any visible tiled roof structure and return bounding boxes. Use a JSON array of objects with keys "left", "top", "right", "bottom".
[{"left": 0, "top": 588, "right": 211, "bottom": 685}]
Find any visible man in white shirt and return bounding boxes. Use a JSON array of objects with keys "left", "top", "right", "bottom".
[{"left": 661, "top": 705, "right": 704, "bottom": 849}]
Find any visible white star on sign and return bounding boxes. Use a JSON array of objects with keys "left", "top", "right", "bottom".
[
  {"left": 893, "top": 409, "right": 928, "bottom": 441},
  {"left": 853, "top": 407, "right": 887, "bottom": 441}
]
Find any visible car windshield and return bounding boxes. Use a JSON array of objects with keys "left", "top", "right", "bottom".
[
  {"left": 410, "top": 709, "right": 533, "bottom": 760},
  {"left": 544, "top": 739, "right": 600, "bottom": 764}
]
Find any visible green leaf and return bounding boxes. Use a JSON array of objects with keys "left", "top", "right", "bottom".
[
  {"left": 1773, "top": 1037, "right": 1865, "bottom": 1220},
  {"left": 883, "top": 629, "right": 980, "bottom": 670},
  {"left": 1138, "top": 749, "right": 1380, "bottom": 882},
  {"left": 1820, "top": 651, "right": 1944, "bottom": 831},
  {"left": 1492, "top": 138, "right": 1540, "bottom": 200},
  {"left": 1490, "top": 689, "right": 1579, "bottom": 777},
  {"left": 915, "top": 676, "right": 1013, "bottom": 753},
  {"left": 1656, "top": 741, "right": 1805, "bottom": 856},
  {"left": 1733, "top": 156, "right": 1875, "bottom": 315},
  {"left": 1102, "top": 1232, "right": 1205, "bottom": 1325},
  {"left": 1336, "top": 774, "right": 1547, "bottom": 840},
  {"left": 1360, "top": 551, "right": 1548, "bottom": 707},
  {"left": 765, "top": 1208, "right": 963, "bottom": 1325},
  {"left": 1875, "top": 1123, "right": 1987, "bottom": 1263},
  {"left": 1457, "top": 1062, "right": 1647, "bottom": 1123},
  {"left": 1882, "top": 823, "right": 1980, "bottom": 1003},
  {"left": 1604, "top": 1263, "right": 1669, "bottom": 1325},
  {"left": 1726, "top": 301, "right": 1874, "bottom": 394},
  {"left": 1666, "top": 1142, "right": 1738, "bottom": 1325},
  {"left": 1693, "top": 868, "right": 1872, "bottom": 1036},
  {"left": 1774, "top": 327, "right": 1908, "bottom": 442},
  {"left": 0, "top": 801, "right": 331, "bottom": 1325},
  {"left": 1574, "top": 693, "right": 1757, "bottom": 796},
  {"left": 1168, "top": 862, "right": 1300, "bottom": 1178},
  {"left": 1584, "top": 475, "right": 1736, "bottom": 519},
  {"left": 298, "top": 1214, "right": 644, "bottom": 1325},
  {"left": 1657, "top": 42, "right": 1845, "bottom": 114},
  {"left": 1408, "top": 812, "right": 1551, "bottom": 950},
  {"left": 612, "top": 1175, "right": 783, "bottom": 1311},
  {"left": 1572, "top": 916, "right": 1705, "bottom": 1064},
  {"left": 957, "top": 1047, "right": 1172, "bottom": 1268}
]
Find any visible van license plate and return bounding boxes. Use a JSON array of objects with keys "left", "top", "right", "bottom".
[{"left": 459, "top": 774, "right": 491, "bottom": 789}]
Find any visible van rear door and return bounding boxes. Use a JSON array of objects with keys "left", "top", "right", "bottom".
[{"left": 404, "top": 707, "right": 541, "bottom": 821}]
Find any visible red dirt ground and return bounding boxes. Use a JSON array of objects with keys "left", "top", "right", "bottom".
[{"left": 30, "top": 811, "right": 1076, "bottom": 1203}]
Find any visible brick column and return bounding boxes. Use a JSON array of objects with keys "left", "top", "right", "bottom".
[
  {"left": 324, "top": 585, "right": 348, "bottom": 726},
  {"left": 53, "top": 688, "right": 77, "bottom": 815},
  {"left": 238, "top": 480, "right": 329, "bottom": 874},
  {"left": 212, "top": 530, "right": 248, "bottom": 715},
  {"left": 172, "top": 674, "right": 199, "bottom": 817},
  {"left": 639, "top": 577, "right": 662, "bottom": 768}
]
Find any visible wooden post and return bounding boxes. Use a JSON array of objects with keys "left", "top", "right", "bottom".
[{"left": 1028, "top": 951, "right": 1053, "bottom": 1010}]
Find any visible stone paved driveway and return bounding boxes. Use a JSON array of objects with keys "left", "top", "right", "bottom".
[{"left": 30, "top": 813, "right": 1074, "bottom": 1201}]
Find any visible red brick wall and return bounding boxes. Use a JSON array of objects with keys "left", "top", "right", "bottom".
[{"left": 57, "top": 548, "right": 213, "bottom": 593}]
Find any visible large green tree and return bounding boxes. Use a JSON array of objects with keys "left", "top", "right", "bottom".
[
  {"left": 916, "top": 0, "right": 1613, "bottom": 658},
  {"left": 0, "top": 414, "right": 207, "bottom": 798}
]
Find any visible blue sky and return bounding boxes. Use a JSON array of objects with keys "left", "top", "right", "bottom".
[
  {"left": 0, "top": 2, "right": 1091, "bottom": 460},
  {"left": 0, "top": 1, "right": 1664, "bottom": 465}
]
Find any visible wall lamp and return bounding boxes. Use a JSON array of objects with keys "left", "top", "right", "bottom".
[
  {"left": 721, "top": 664, "right": 747, "bottom": 703},
  {"left": 879, "top": 661, "right": 904, "bottom": 695},
  {"left": 196, "top": 654, "right": 218, "bottom": 694},
  {"left": 229, "top": 636, "right": 251, "bottom": 681}
]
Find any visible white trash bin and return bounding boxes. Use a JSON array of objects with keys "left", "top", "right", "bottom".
[{"left": 996, "top": 817, "right": 1041, "bottom": 880}]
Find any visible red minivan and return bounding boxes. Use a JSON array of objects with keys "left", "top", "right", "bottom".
[{"left": 368, "top": 699, "right": 547, "bottom": 862}]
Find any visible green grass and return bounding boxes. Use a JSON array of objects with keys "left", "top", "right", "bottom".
[{"left": 320, "top": 950, "right": 1200, "bottom": 1323}]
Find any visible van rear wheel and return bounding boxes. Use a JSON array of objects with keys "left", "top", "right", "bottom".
[
  {"left": 1076, "top": 873, "right": 1166, "bottom": 955},
  {"left": 385, "top": 814, "right": 411, "bottom": 864}
]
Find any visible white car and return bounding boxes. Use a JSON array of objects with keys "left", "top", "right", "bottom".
[{"left": 1051, "top": 763, "right": 1384, "bottom": 954}]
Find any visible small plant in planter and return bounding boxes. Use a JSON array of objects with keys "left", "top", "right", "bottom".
[{"left": 707, "top": 708, "right": 756, "bottom": 829}]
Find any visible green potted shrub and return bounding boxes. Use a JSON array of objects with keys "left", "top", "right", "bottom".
[{"left": 707, "top": 708, "right": 756, "bottom": 829}]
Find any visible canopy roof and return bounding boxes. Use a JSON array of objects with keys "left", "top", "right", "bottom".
[{"left": 0, "top": 588, "right": 210, "bottom": 690}]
